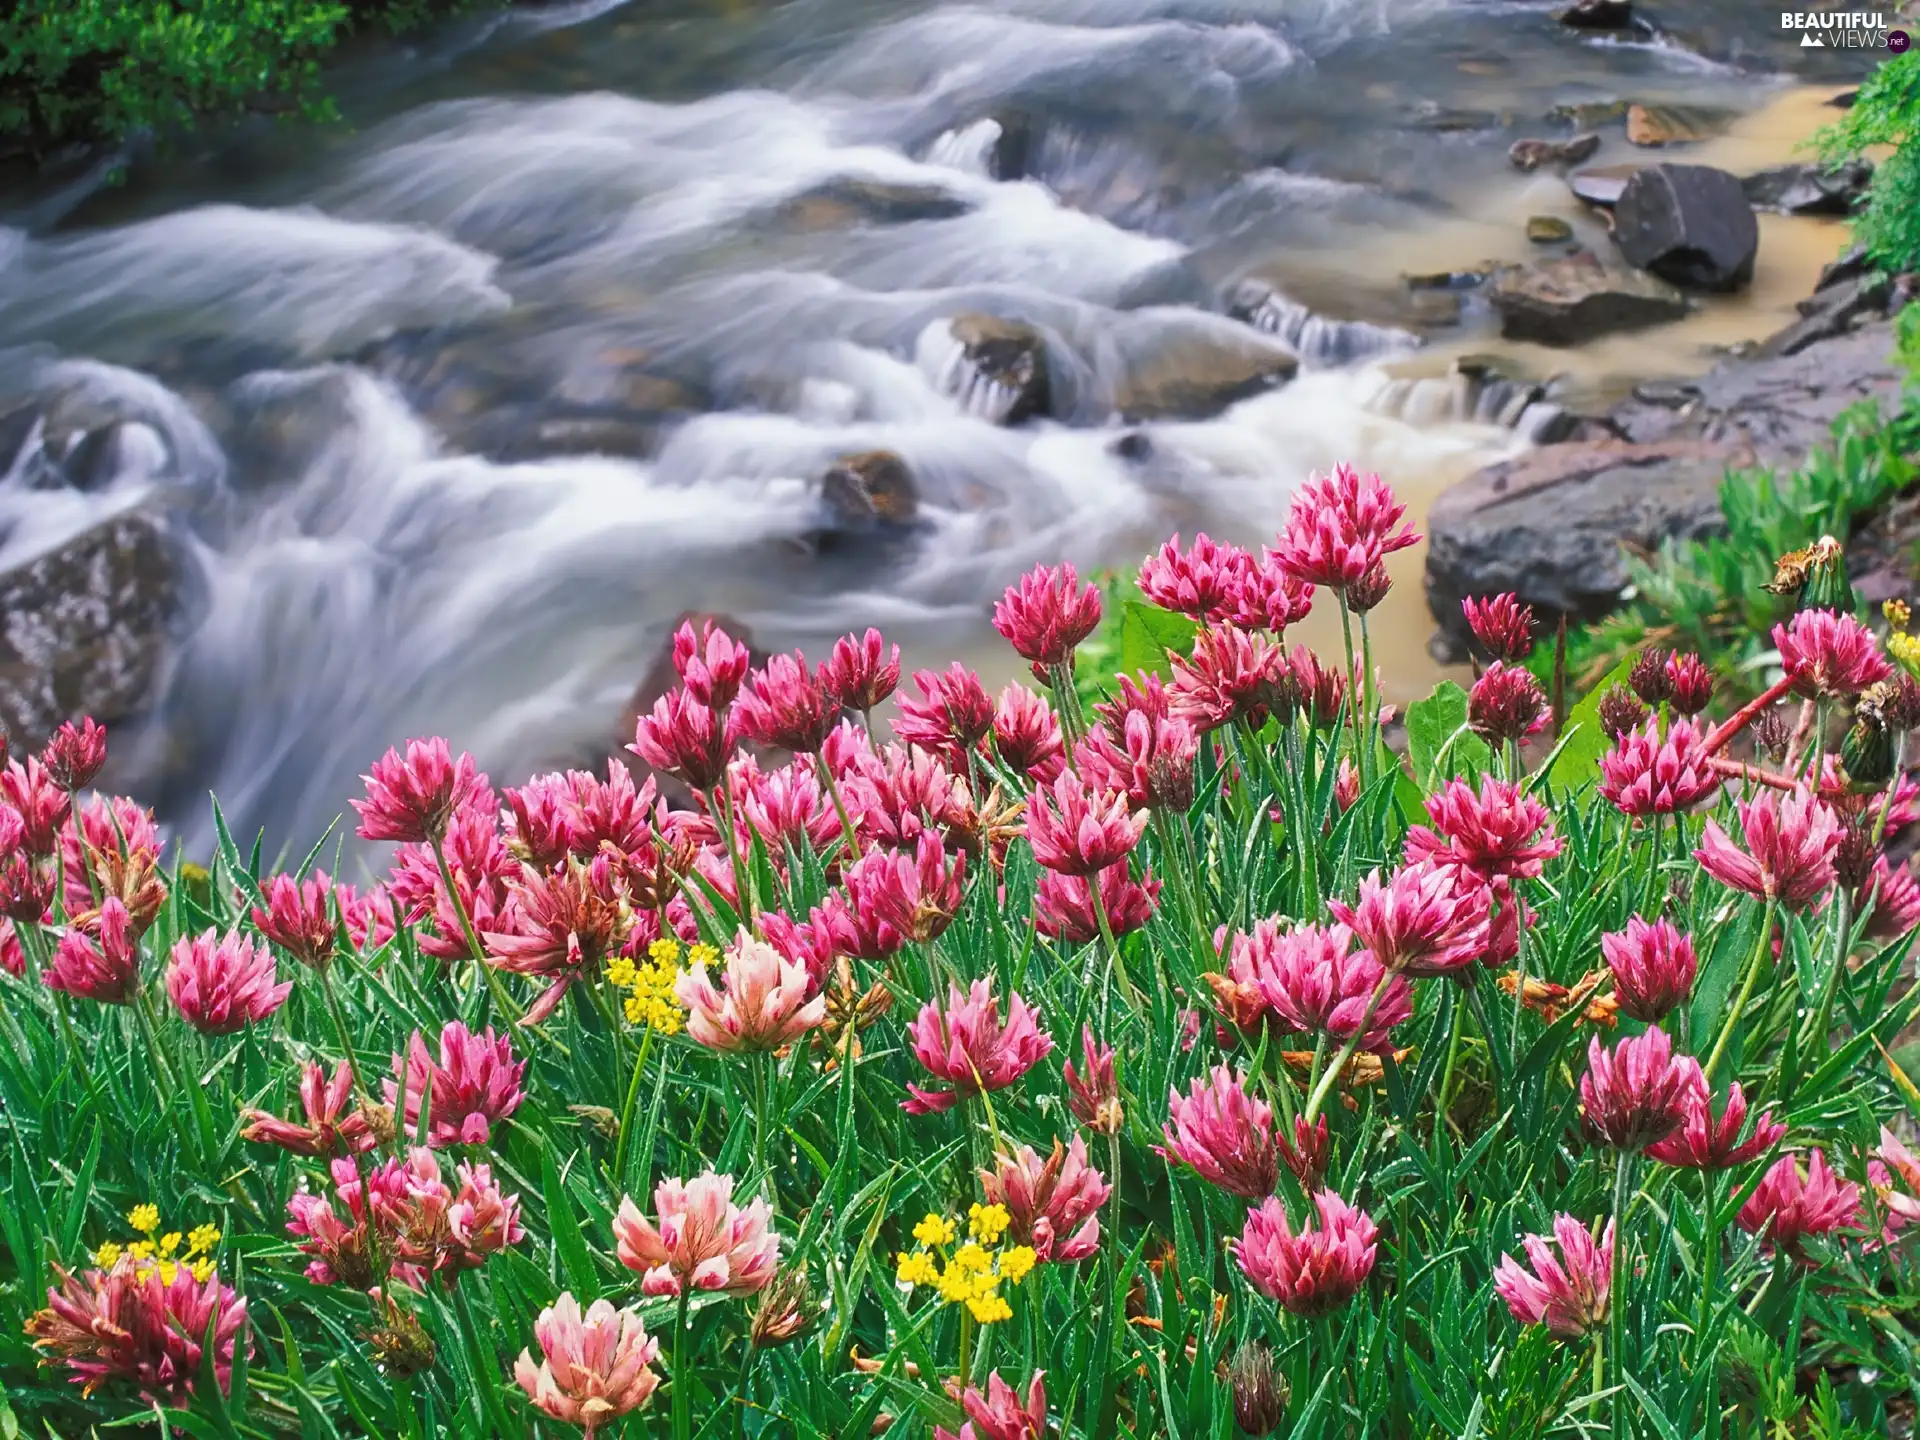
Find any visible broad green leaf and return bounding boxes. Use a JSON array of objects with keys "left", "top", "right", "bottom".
[
  {"left": 1404, "top": 680, "right": 1491, "bottom": 787},
  {"left": 1117, "top": 601, "right": 1198, "bottom": 680},
  {"left": 1545, "top": 653, "right": 1636, "bottom": 794}
]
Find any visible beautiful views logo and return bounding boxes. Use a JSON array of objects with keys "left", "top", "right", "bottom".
[{"left": 1779, "top": 9, "right": 1903, "bottom": 44}]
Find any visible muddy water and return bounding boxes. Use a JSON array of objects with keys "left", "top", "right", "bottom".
[{"left": 0, "top": 1, "right": 1886, "bottom": 851}]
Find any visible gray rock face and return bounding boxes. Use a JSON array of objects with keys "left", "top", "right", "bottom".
[
  {"left": 1424, "top": 442, "right": 1739, "bottom": 659},
  {"left": 0, "top": 511, "right": 182, "bottom": 748},
  {"left": 1425, "top": 304, "right": 1908, "bottom": 658},
  {"left": 1486, "top": 254, "right": 1688, "bottom": 346},
  {"left": 1613, "top": 164, "right": 1758, "bottom": 292},
  {"left": 1568, "top": 163, "right": 1647, "bottom": 208}
]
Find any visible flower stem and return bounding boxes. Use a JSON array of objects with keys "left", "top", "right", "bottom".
[
  {"left": 611, "top": 1022, "right": 655, "bottom": 1196},
  {"left": 1703, "top": 674, "right": 1796, "bottom": 755},
  {"left": 1508, "top": 881, "right": 1530, "bottom": 1070},
  {"left": 1302, "top": 970, "right": 1394, "bottom": 1125},
  {"left": 1702, "top": 900, "right": 1777, "bottom": 1084},
  {"left": 711, "top": 782, "right": 757, "bottom": 921},
  {"left": 1336, "top": 595, "right": 1366, "bottom": 784},
  {"left": 430, "top": 835, "right": 520, "bottom": 1023},
  {"left": 1087, "top": 880, "right": 1137, "bottom": 1003},
  {"left": 1610, "top": 1150, "right": 1633, "bottom": 1440},
  {"left": 131, "top": 983, "right": 178, "bottom": 1105},
  {"left": 816, "top": 753, "right": 863, "bottom": 864},
  {"left": 1695, "top": 1168, "right": 1722, "bottom": 1389},
  {"left": 1433, "top": 981, "right": 1466, "bottom": 1145},
  {"left": 672, "top": 1289, "right": 693, "bottom": 1440}
]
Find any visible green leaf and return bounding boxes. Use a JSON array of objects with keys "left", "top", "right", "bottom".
[
  {"left": 1117, "top": 601, "right": 1198, "bottom": 680},
  {"left": 1404, "top": 681, "right": 1491, "bottom": 788},
  {"left": 1545, "top": 653, "right": 1636, "bottom": 795},
  {"left": 540, "top": 1139, "right": 597, "bottom": 1300}
]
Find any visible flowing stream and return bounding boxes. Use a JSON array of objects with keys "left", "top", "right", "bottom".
[{"left": 0, "top": 0, "right": 1882, "bottom": 856}]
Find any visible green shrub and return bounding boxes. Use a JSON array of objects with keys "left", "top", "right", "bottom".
[
  {"left": 1821, "top": 51, "right": 1920, "bottom": 276},
  {"left": 0, "top": 0, "right": 474, "bottom": 156}
]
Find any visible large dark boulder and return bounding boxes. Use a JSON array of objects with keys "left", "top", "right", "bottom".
[
  {"left": 1558, "top": 0, "right": 1633, "bottom": 28},
  {"left": 0, "top": 511, "right": 182, "bottom": 747},
  {"left": 1486, "top": 254, "right": 1687, "bottom": 346},
  {"left": 1613, "top": 164, "right": 1758, "bottom": 292},
  {"left": 1110, "top": 322, "right": 1298, "bottom": 420},
  {"left": 1424, "top": 441, "right": 1741, "bottom": 659}
]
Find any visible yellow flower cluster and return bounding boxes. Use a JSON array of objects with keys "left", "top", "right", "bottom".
[
  {"left": 606, "top": 939, "right": 709, "bottom": 1034},
  {"left": 894, "top": 1206, "right": 1036, "bottom": 1324},
  {"left": 1885, "top": 601, "right": 1920, "bottom": 678},
  {"left": 92, "top": 1205, "right": 220, "bottom": 1285}
]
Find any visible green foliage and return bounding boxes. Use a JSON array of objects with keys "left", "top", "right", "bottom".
[
  {"left": 0, "top": 0, "right": 476, "bottom": 155},
  {"left": 1821, "top": 52, "right": 1920, "bottom": 277}
]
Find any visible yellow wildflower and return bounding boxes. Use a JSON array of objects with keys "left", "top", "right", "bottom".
[
  {"left": 912, "top": 1213, "right": 956, "bottom": 1248},
  {"left": 157, "top": 1232, "right": 182, "bottom": 1259},
  {"left": 648, "top": 938, "right": 682, "bottom": 964},
  {"left": 895, "top": 1251, "right": 940, "bottom": 1288},
  {"left": 623, "top": 950, "right": 687, "bottom": 1034},
  {"left": 92, "top": 1242, "right": 123, "bottom": 1269},
  {"left": 687, "top": 942, "right": 719, "bottom": 968},
  {"left": 965, "top": 1290, "right": 1013, "bottom": 1324},
  {"left": 606, "top": 956, "right": 637, "bottom": 988},
  {"left": 950, "top": 1242, "right": 992, "bottom": 1275},
  {"left": 189, "top": 1259, "right": 216, "bottom": 1283},
  {"left": 968, "top": 1203, "right": 1010, "bottom": 1244},
  {"left": 128, "top": 1204, "right": 160, "bottom": 1234},
  {"left": 126, "top": 1241, "right": 155, "bottom": 1264},
  {"left": 1886, "top": 598, "right": 1911, "bottom": 631},
  {"left": 186, "top": 1225, "right": 221, "bottom": 1257},
  {"left": 999, "top": 1246, "right": 1037, "bottom": 1284},
  {"left": 936, "top": 1265, "right": 981, "bottom": 1305},
  {"left": 1890, "top": 629, "right": 1920, "bottom": 678}
]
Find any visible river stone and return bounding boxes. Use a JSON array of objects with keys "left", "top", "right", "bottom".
[
  {"left": 1526, "top": 216, "right": 1575, "bottom": 244},
  {"left": 1741, "top": 160, "right": 1873, "bottom": 217},
  {"left": 1625, "top": 104, "right": 1731, "bottom": 147},
  {"left": 1486, "top": 255, "right": 1687, "bottom": 346},
  {"left": 820, "top": 451, "right": 919, "bottom": 531},
  {"left": 1568, "top": 163, "right": 1647, "bottom": 208},
  {"left": 1558, "top": 0, "right": 1632, "bottom": 27},
  {"left": 1424, "top": 441, "right": 1740, "bottom": 659},
  {"left": 1111, "top": 327, "right": 1298, "bottom": 420},
  {"left": 1508, "top": 133, "right": 1601, "bottom": 172},
  {"left": 1613, "top": 164, "right": 1758, "bottom": 293},
  {"left": 943, "top": 314, "right": 1050, "bottom": 425},
  {"left": 0, "top": 511, "right": 181, "bottom": 748},
  {"left": 778, "top": 177, "right": 972, "bottom": 229}
]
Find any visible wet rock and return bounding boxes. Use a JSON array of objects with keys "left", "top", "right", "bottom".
[
  {"left": 1486, "top": 254, "right": 1688, "bottom": 346},
  {"left": 1405, "top": 104, "right": 1508, "bottom": 134},
  {"left": 1613, "top": 164, "right": 1758, "bottom": 293},
  {"left": 778, "top": 177, "right": 972, "bottom": 229},
  {"left": 1110, "top": 325, "right": 1298, "bottom": 421},
  {"left": 1509, "top": 133, "right": 1601, "bottom": 172},
  {"left": 1741, "top": 160, "right": 1873, "bottom": 217},
  {"left": 1558, "top": 0, "right": 1633, "bottom": 28},
  {"left": 1549, "top": 99, "right": 1632, "bottom": 130},
  {"left": 1111, "top": 431, "right": 1154, "bottom": 462},
  {"left": 820, "top": 450, "right": 919, "bottom": 531},
  {"left": 1625, "top": 104, "right": 1733, "bottom": 147},
  {"left": 0, "top": 510, "right": 183, "bottom": 748},
  {"left": 1609, "top": 318, "right": 1904, "bottom": 461},
  {"left": 1424, "top": 441, "right": 1740, "bottom": 659},
  {"left": 1757, "top": 271, "right": 1893, "bottom": 358},
  {"left": 927, "top": 314, "right": 1051, "bottom": 425},
  {"left": 1828, "top": 89, "right": 1858, "bottom": 110},
  {"left": 1568, "top": 163, "right": 1647, "bottom": 208},
  {"left": 1527, "top": 216, "right": 1575, "bottom": 244},
  {"left": 1408, "top": 290, "right": 1464, "bottom": 327}
]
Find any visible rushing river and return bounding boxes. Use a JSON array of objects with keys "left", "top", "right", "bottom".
[{"left": 0, "top": 0, "right": 1882, "bottom": 858}]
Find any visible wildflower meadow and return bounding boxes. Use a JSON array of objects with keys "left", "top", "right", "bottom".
[{"left": 5, "top": 464, "right": 1920, "bottom": 1438}]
